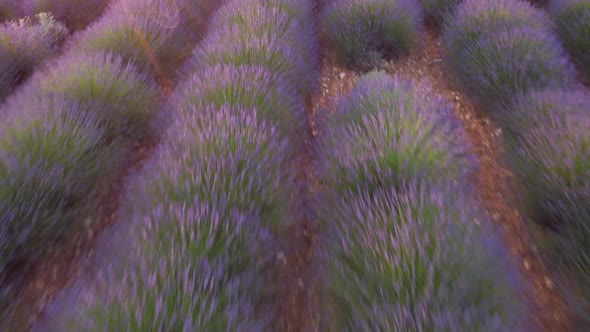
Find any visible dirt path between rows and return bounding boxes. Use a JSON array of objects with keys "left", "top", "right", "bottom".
[{"left": 383, "top": 24, "right": 571, "bottom": 331}]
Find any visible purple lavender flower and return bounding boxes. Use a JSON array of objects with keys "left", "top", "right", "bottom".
[
  {"left": 446, "top": 26, "right": 577, "bottom": 115},
  {"left": 318, "top": 181, "right": 525, "bottom": 331},
  {"left": 504, "top": 88, "right": 590, "bottom": 229},
  {"left": 321, "top": 0, "right": 423, "bottom": 70},
  {"left": 443, "top": 0, "right": 553, "bottom": 73},
  {"left": 135, "top": 103, "right": 291, "bottom": 230},
  {"left": 210, "top": 2, "right": 320, "bottom": 79},
  {"left": 4, "top": 51, "right": 163, "bottom": 140},
  {"left": 40, "top": 200, "right": 272, "bottom": 331},
  {"left": 191, "top": 25, "right": 314, "bottom": 95},
  {"left": 503, "top": 87, "right": 590, "bottom": 326},
  {"left": 319, "top": 72, "right": 474, "bottom": 195},
  {"left": 174, "top": 64, "right": 306, "bottom": 153},
  {"left": 550, "top": 0, "right": 590, "bottom": 81},
  {"left": 0, "top": 94, "right": 118, "bottom": 274}
]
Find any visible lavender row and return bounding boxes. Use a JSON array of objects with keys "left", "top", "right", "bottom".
[
  {"left": 39, "top": 104, "right": 288, "bottom": 331},
  {"left": 442, "top": 0, "right": 577, "bottom": 117},
  {"left": 550, "top": 0, "right": 590, "bottom": 82},
  {"left": 0, "top": 12, "right": 68, "bottom": 102},
  {"left": 320, "top": 0, "right": 423, "bottom": 71},
  {"left": 189, "top": 0, "right": 320, "bottom": 95},
  {"left": 38, "top": 0, "right": 320, "bottom": 329},
  {"left": 0, "top": 0, "right": 216, "bottom": 324},
  {"left": 502, "top": 88, "right": 590, "bottom": 325},
  {"left": 442, "top": 0, "right": 590, "bottom": 325},
  {"left": 315, "top": 72, "right": 525, "bottom": 330}
]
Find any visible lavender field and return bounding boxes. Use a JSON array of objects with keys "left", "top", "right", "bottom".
[{"left": 0, "top": 0, "right": 589, "bottom": 331}]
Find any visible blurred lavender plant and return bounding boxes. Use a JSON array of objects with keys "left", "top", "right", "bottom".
[
  {"left": 0, "top": 95, "right": 118, "bottom": 274},
  {"left": 503, "top": 88, "right": 590, "bottom": 326},
  {"left": 318, "top": 182, "right": 525, "bottom": 331},
  {"left": 5, "top": 51, "right": 163, "bottom": 141},
  {"left": 550, "top": 0, "right": 590, "bottom": 81},
  {"left": 321, "top": 0, "right": 423, "bottom": 71},
  {"left": 443, "top": 0, "right": 552, "bottom": 73},
  {"left": 134, "top": 103, "right": 291, "bottom": 230},
  {"left": 210, "top": 2, "right": 320, "bottom": 83},
  {"left": 0, "top": 12, "right": 68, "bottom": 101},
  {"left": 43, "top": 201, "right": 272, "bottom": 332},
  {"left": 71, "top": 0, "right": 208, "bottom": 76},
  {"left": 445, "top": 26, "right": 577, "bottom": 115},
  {"left": 175, "top": 64, "right": 306, "bottom": 152},
  {"left": 191, "top": 25, "right": 314, "bottom": 95},
  {"left": 319, "top": 72, "right": 473, "bottom": 195}
]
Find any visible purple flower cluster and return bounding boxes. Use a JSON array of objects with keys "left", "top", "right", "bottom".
[
  {"left": 317, "top": 181, "right": 525, "bottom": 331},
  {"left": 315, "top": 72, "right": 524, "bottom": 329},
  {"left": 5, "top": 51, "right": 163, "bottom": 140},
  {"left": 443, "top": 0, "right": 590, "bottom": 323},
  {"left": 38, "top": 0, "right": 319, "bottom": 328},
  {"left": 502, "top": 88, "right": 590, "bottom": 320},
  {"left": 0, "top": 0, "right": 215, "bottom": 320},
  {"left": 550, "top": 0, "right": 590, "bottom": 81},
  {"left": 318, "top": 72, "right": 474, "bottom": 195},
  {"left": 443, "top": 0, "right": 577, "bottom": 114},
  {"left": 0, "top": 94, "right": 118, "bottom": 274},
  {"left": 40, "top": 200, "right": 273, "bottom": 331},
  {"left": 191, "top": 22, "right": 317, "bottom": 94},
  {"left": 0, "top": 12, "right": 68, "bottom": 101},
  {"left": 175, "top": 64, "right": 306, "bottom": 153},
  {"left": 321, "top": 0, "right": 423, "bottom": 71},
  {"left": 70, "top": 0, "right": 216, "bottom": 77}
]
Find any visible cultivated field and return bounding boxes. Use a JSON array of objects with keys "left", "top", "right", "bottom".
[{"left": 0, "top": 0, "right": 589, "bottom": 331}]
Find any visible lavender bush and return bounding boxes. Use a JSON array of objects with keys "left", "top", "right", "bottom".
[
  {"left": 0, "top": 95, "right": 118, "bottom": 273},
  {"left": 71, "top": 0, "right": 207, "bottom": 76},
  {"left": 503, "top": 88, "right": 590, "bottom": 231},
  {"left": 443, "top": 0, "right": 552, "bottom": 73},
  {"left": 8, "top": 52, "right": 162, "bottom": 140},
  {"left": 0, "top": 12, "right": 68, "bottom": 101},
  {"left": 22, "top": 0, "right": 110, "bottom": 31},
  {"left": 191, "top": 25, "right": 314, "bottom": 95},
  {"left": 42, "top": 201, "right": 271, "bottom": 331},
  {"left": 210, "top": 3, "right": 320, "bottom": 84},
  {"left": 318, "top": 182, "right": 525, "bottom": 331},
  {"left": 503, "top": 88, "right": 590, "bottom": 327},
  {"left": 213, "top": 0, "right": 315, "bottom": 25},
  {"left": 319, "top": 72, "right": 473, "bottom": 195},
  {"left": 175, "top": 64, "right": 306, "bottom": 151},
  {"left": 444, "top": 26, "right": 576, "bottom": 115},
  {"left": 321, "top": 0, "right": 422, "bottom": 71},
  {"left": 135, "top": 103, "right": 291, "bottom": 230},
  {"left": 550, "top": 0, "right": 590, "bottom": 81}
]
